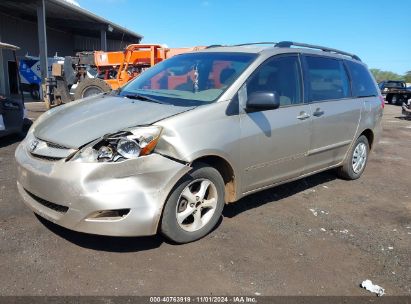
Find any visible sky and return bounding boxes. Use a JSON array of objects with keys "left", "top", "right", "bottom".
[{"left": 77, "top": 0, "right": 411, "bottom": 75}]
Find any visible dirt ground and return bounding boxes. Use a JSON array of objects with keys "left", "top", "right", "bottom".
[{"left": 0, "top": 102, "right": 410, "bottom": 296}]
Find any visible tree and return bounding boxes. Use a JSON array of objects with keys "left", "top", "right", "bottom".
[
  {"left": 404, "top": 71, "right": 411, "bottom": 84},
  {"left": 369, "top": 69, "right": 403, "bottom": 83}
]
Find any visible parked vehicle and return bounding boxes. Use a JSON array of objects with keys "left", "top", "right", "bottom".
[
  {"left": 19, "top": 54, "right": 64, "bottom": 100},
  {"left": 378, "top": 80, "right": 411, "bottom": 105},
  {"left": 46, "top": 44, "right": 204, "bottom": 108},
  {"left": 0, "top": 42, "right": 25, "bottom": 138},
  {"left": 15, "top": 41, "right": 383, "bottom": 243},
  {"left": 0, "top": 95, "right": 25, "bottom": 138}
]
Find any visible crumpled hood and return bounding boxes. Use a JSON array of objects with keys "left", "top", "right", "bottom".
[{"left": 34, "top": 95, "right": 195, "bottom": 148}]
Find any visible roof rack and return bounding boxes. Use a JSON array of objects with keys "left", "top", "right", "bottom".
[
  {"left": 206, "top": 44, "right": 224, "bottom": 49},
  {"left": 206, "top": 42, "right": 277, "bottom": 49},
  {"left": 233, "top": 42, "right": 277, "bottom": 47},
  {"left": 275, "top": 41, "right": 361, "bottom": 61}
]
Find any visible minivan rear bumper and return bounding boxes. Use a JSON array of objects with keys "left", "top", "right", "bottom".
[{"left": 15, "top": 140, "right": 190, "bottom": 236}]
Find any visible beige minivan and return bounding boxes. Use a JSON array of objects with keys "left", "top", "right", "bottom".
[{"left": 15, "top": 41, "right": 383, "bottom": 243}]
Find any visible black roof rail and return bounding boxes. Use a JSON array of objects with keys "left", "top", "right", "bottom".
[
  {"left": 233, "top": 42, "right": 277, "bottom": 47},
  {"left": 206, "top": 44, "right": 224, "bottom": 49},
  {"left": 206, "top": 42, "right": 277, "bottom": 49},
  {"left": 275, "top": 41, "right": 361, "bottom": 62}
]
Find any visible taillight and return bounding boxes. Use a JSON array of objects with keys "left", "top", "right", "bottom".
[{"left": 379, "top": 95, "right": 385, "bottom": 109}]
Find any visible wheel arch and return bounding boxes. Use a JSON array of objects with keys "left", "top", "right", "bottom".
[
  {"left": 359, "top": 128, "right": 374, "bottom": 150},
  {"left": 191, "top": 155, "right": 237, "bottom": 203}
]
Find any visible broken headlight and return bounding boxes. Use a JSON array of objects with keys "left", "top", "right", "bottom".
[{"left": 71, "top": 126, "right": 162, "bottom": 163}]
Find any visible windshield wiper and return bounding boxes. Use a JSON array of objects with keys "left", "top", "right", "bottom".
[{"left": 124, "top": 94, "right": 163, "bottom": 104}]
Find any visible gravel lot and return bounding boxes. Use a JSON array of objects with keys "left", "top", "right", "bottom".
[{"left": 0, "top": 103, "right": 410, "bottom": 296}]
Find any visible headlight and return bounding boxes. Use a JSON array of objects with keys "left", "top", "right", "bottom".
[
  {"left": 97, "top": 145, "right": 114, "bottom": 160},
  {"left": 71, "top": 126, "right": 162, "bottom": 163},
  {"left": 117, "top": 138, "right": 140, "bottom": 159}
]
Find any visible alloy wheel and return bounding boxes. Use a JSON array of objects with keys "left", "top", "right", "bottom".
[
  {"left": 176, "top": 179, "right": 218, "bottom": 232},
  {"left": 352, "top": 142, "right": 367, "bottom": 174}
]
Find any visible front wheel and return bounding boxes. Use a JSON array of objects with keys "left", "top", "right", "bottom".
[
  {"left": 337, "top": 135, "right": 369, "bottom": 180},
  {"left": 161, "top": 164, "right": 225, "bottom": 244},
  {"left": 73, "top": 78, "right": 111, "bottom": 100}
]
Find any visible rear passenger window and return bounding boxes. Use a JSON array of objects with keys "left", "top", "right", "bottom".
[
  {"left": 246, "top": 55, "right": 302, "bottom": 106},
  {"left": 305, "top": 56, "right": 350, "bottom": 101},
  {"left": 345, "top": 61, "right": 378, "bottom": 97}
]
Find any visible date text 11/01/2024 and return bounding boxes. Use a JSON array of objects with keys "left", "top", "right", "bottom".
[{"left": 149, "top": 296, "right": 257, "bottom": 303}]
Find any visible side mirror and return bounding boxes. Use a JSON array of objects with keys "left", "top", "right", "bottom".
[{"left": 246, "top": 92, "right": 280, "bottom": 112}]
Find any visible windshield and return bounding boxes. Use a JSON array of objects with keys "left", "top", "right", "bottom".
[
  {"left": 385, "top": 82, "right": 405, "bottom": 88},
  {"left": 119, "top": 52, "right": 257, "bottom": 106}
]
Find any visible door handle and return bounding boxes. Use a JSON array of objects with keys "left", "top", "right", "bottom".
[
  {"left": 297, "top": 112, "right": 311, "bottom": 120},
  {"left": 313, "top": 108, "right": 325, "bottom": 117}
]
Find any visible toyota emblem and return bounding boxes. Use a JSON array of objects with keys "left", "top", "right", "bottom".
[{"left": 29, "top": 140, "right": 39, "bottom": 152}]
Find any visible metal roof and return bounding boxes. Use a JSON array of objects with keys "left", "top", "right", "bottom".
[
  {"left": 0, "top": 0, "right": 143, "bottom": 42},
  {"left": 0, "top": 42, "right": 20, "bottom": 51}
]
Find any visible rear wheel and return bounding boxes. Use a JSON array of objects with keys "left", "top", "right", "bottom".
[
  {"left": 73, "top": 78, "right": 111, "bottom": 100},
  {"left": 337, "top": 135, "right": 369, "bottom": 180},
  {"left": 161, "top": 164, "right": 225, "bottom": 243},
  {"left": 391, "top": 94, "right": 398, "bottom": 105}
]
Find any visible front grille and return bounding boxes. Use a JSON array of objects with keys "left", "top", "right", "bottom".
[
  {"left": 29, "top": 153, "right": 64, "bottom": 161},
  {"left": 25, "top": 189, "right": 69, "bottom": 213},
  {"left": 46, "top": 141, "right": 70, "bottom": 150},
  {"left": 27, "top": 137, "right": 75, "bottom": 161}
]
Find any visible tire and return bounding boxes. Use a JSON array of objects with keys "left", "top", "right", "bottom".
[
  {"left": 161, "top": 164, "right": 225, "bottom": 244},
  {"left": 391, "top": 94, "right": 398, "bottom": 105},
  {"left": 73, "top": 78, "right": 111, "bottom": 100},
  {"left": 30, "top": 85, "right": 40, "bottom": 100},
  {"left": 337, "top": 135, "right": 369, "bottom": 180},
  {"left": 16, "top": 118, "right": 32, "bottom": 139}
]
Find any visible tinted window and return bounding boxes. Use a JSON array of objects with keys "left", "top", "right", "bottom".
[
  {"left": 384, "top": 81, "right": 405, "bottom": 89},
  {"left": 247, "top": 55, "right": 302, "bottom": 106},
  {"left": 345, "top": 61, "right": 378, "bottom": 97},
  {"left": 305, "top": 56, "right": 350, "bottom": 101}
]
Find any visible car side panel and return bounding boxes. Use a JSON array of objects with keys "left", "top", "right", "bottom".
[
  {"left": 239, "top": 104, "right": 312, "bottom": 193},
  {"left": 304, "top": 98, "right": 362, "bottom": 173},
  {"left": 356, "top": 96, "right": 383, "bottom": 147}
]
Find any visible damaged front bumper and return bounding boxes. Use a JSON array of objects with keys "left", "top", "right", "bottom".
[{"left": 15, "top": 140, "right": 190, "bottom": 236}]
